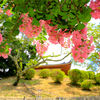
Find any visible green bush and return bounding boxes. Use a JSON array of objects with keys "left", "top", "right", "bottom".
[
  {"left": 95, "top": 73, "right": 100, "bottom": 84},
  {"left": 79, "top": 70, "right": 89, "bottom": 82},
  {"left": 68, "top": 69, "right": 82, "bottom": 85},
  {"left": 81, "top": 80, "right": 93, "bottom": 90},
  {"left": 39, "top": 69, "right": 50, "bottom": 78},
  {"left": 24, "top": 69, "right": 35, "bottom": 80},
  {"left": 50, "top": 69, "right": 65, "bottom": 83},
  {"left": 87, "top": 71, "right": 95, "bottom": 80}
]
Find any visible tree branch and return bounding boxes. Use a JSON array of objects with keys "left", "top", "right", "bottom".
[
  {"left": 44, "top": 52, "right": 71, "bottom": 62},
  {"left": 21, "top": 60, "right": 46, "bottom": 75}
]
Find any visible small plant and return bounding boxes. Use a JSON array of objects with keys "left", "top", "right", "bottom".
[
  {"left": 87, "top": 71, "right": 95, "bottom": 80},
  {"left": 79, "top": 70, "right": 89, "bottom": 82},
  {"left": 95, "top": 73, "right": 100, "bottom": 84},
  {"left": 50, "top": 69, "right": 65, "bottom": 83},
  {"left": 81, "top": 80, "right": 93, "bottom": 90},
  {"left": 24, "top": 69, "right": 35, "bottom": 80},
  {"left": 68, "top": 69, "right": 82, "bottom": 85},
  {"left": 39, "top": 69, "right": 50, "bottom": 78}
]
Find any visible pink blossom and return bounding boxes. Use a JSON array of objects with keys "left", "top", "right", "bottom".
[
  {"left": 6, "top": 10, "right": 12, "bottom": 16},
  {"left": 90, "top": 0, "right": 100, "bottom": 19},
  {"left": 0, "top": 33, "right": 3, "bottom": 44}
]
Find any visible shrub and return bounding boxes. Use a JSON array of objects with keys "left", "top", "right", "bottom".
[
  {"left": 79, "top": 70, "right": 89, "bottom": 82},
  {"left": 87, "top": 71, "right": 95, "bottom": 80},
  {"left": 24, "top": 69, "right": 35, "bottom": 80},
  {"left": 50, "top": 69, "right": 65, "bottom": 83},
  {"left": 39, "top": 69, "right": 50, "bottom": 78},
  {"left": 68, "top": 69, "right": 82, "bottom": 85},
  {"left": 95, "top": 73, "right": 100, "bottom": 84},
  {"left": 81, "top": 80, "right": 93, "bottom": 90}
]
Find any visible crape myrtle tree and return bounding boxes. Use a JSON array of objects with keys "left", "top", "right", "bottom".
[
  {"left": 0, "top": 36, "right": 36, "bottom": 80},
  {"left": 9, "top": 36, "right": 37, "bottom": 86},
  {"left": 0, "top": 0, "right": 100, "bottom": 85}
]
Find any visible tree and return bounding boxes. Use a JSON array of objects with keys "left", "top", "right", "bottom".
[
  {"left": 0, "top": 0, "right": 100, "bottom": 85},
  {"left": 9, "top": 36, "right": 37, "bottom": 86},
  {"left": 85, "top": 23, "right": 100, "bottom": 72}
]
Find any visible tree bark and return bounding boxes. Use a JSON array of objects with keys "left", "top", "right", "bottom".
[{"left": 13, "top": 74, "right": 20, "bottom": 86}]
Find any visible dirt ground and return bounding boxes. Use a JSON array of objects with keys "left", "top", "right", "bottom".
[{"left": 0, "top": 75, "right": 100, "bottom": 97}]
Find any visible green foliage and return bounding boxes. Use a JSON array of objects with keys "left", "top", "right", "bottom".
[
  {"left": 68, "top": 69, "right": 82, "bottom": 85},
  {"left": 39, "top": 69, "right": 50, "bottom": 78},
  {"left": 87, "top": 71, "right": 95, "bottom": 80},
  {"left": 32, "top": 18, "right": 40, "bottom": 26},
  {"left": 24, "top": 69, "right": 35, "bottom": 80},
  {"left": 3, "top": 21, "right": 14, "bottom": 28},
  {"left": 81, "top": 80, "right": 93, "bottom": 90},
  {"left": 50, "top": 69, "right": 65, "bottom": 83},
  {"left": 76, "top": 23, "right": 85, "bottom": 30},
  {"left": 79, "top": 70, "right": 89, "bottom": 82},
  {"left": 95, "top": 73, "right": 100, "bottom": 84},
  {"left": 0, "top": 0, "right": 92, "bottom": 44}
]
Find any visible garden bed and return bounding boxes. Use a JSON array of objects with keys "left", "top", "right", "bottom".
[{"left": 0, "top": 75, "right": 100, "bottom": 97}]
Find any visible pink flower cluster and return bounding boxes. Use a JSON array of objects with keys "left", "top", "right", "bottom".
[
  {"left": 0, "top": 48, "right": 12, "bottom": 59},
  {"left": 71, "top": 25, "right": 94, "bottom": 62},
  {"left": 90, "top": 0, "right": 100, "bottom": 19},
  {"left": 0, "top": 33, "right": 3, "bottom": 44},
  {"left": 6, "top": 9, "right": 12, "bottom": 16},
  {"left": 40, "top": 20, "right": 71, "bottom": 45},
  {"left": 19, "top": 13, "right": 94, "bottom": 62},
  {"left": 19, "top": 13, "right": 41, "bottom": 38},
  {"left": 19, "top": 15, "right": 72, "bottom": 56},
  {"left": 33, "top": 40, "right": 49, "bottom": 56},
  {"left": 0, "top": 34, "right": 12, "bottom": 59}
]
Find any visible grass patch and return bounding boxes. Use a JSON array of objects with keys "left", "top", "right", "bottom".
[{"left": 19, "top": 79, "right": 40, "bottom": 85}]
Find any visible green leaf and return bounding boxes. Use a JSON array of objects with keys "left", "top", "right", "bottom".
[
  {"left": 43, "top": 37, "right": 47, "bottom": 41},
  {"left": 3, "top": 21, "right": 13, "bottom": 28},
  {"left": 68, "top": 18, "right": 78, "bottom": 25},
  {"left": 61, "top": 0, "right": 64, "bottom": 3},
  {"left": 62, "top": 4, "right": 69, "bottom": 11},
  {"left": 79, "top": 0, "right": 90, "bottom": 7},
  {"left": 69, "top": 12, "right": 75, "bottom": 18},
  {"left": 66, "top": 0, "right": 69, "bottom": 3},
  {"left": 79, "top": 14, "right": 91, "bottom": 23},
  {"left": 36, "top": 15, "right": 43, "bottom": 19},
  {"left": 78, "top": 7, "right": 92, "bottom": 23},
  {"left": 32, "top": 18, "right": 40, "bottom": 26},
  {"left": 71, "top": 4, "right": 75, "bottom": 9},
  {"left": 14, "top": 0, "right": 25, "bottom": 4},
  {"left": 13, "top": 30, "right": 19, "bottom": 36},
  {"left": 46, "top": 14, "right": 54, "bottom": 20},
  {"left": 76, "top": 23, "right": 85, "bottom": 30},
  {"left": 5, "top": 45, "right": 10, "bottom": 53},
  {"left": 73, "top": 0, "right": 79, "bottom": 6},
  {"left": 55, "top": 0, "right": 58, "bottom": 3},
  {"left": 29, "top": 7, "right": 34, "bottom": 17},
  {"left": 62, "top": 16, "right": 68, "bottom": 20}
]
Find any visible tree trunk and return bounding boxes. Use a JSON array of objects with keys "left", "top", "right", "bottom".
[{"left": 13, "top": 74, "right": 20, "bottom": 86}]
